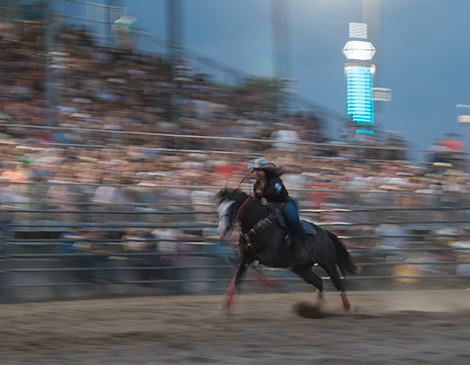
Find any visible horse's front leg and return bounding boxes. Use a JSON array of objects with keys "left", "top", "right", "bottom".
[
  {"left": 314, "top": 291, "right": 325, "bottom": 309},
  {"left": 222, "top": 258, "right": 251, "bottom": 312}
]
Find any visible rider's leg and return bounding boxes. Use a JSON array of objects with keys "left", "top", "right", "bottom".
[{"left": 281, "top": 197, "right": 305, "bottom": 244}]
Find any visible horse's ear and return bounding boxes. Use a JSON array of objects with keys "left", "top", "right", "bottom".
[
  {"left": 215, "top": 188, "right": 231, "bottom": 202},
  {"left": 215, "top": 189, "right": 224, "bottom": 201}
]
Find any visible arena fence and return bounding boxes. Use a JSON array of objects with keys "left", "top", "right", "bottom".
[{"left": 0, "top": 182, "right": 469, "bottom": 303}]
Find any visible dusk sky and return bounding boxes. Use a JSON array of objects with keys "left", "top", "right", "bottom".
[{"left": 58, "top": 0, "right": 470, "bottom": 154}]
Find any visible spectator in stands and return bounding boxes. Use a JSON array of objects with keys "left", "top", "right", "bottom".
[
  {"left": 56, "top": 229, "right": 108, "bottom": 282},
  {"left": 440, "top": 133, "right": 467, "bottom": 168},
  {"left": 121, "top": 228, "right": 159, "bottom": 291},
  {"left": 428, "top": 138, "right": 445, "bottom": 163},
  {"left": 270, "top": 123, "right": 301, "bottom": 152},
  {"left": 441, "top": 133, "right": 466, "bottom": 153},
  {"left": 92, "top": 175, "right": 124, "bottom": 220},
  {"left": 151, "top": 224, "right": 188, "bottom": 294}
]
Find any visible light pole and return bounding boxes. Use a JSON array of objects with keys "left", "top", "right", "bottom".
[
  {"left": 272, "top": 0, "right": 289, "bottom": 120},
  {"left": 45, "top": 0, "right": 58, "bottom": 126},
  {"left": 456, "top": 104, "right": 470, "bottom": 152},
  {"left": 342, "top": 22, "right": 376, "bottom": 132},
  {"left": 272, "top": 0, "right": 288, "bottom": 80},
  {"left": 167, "top": 0, "right": 183, "bottom": 62},
  {"left": 362, "top": 0, "right": 383, "bottom": 130},
  {"left": 362, "top": 0, "right": 380, "bottom": 87}
]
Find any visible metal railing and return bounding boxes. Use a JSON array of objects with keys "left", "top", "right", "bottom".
[
  {"left": 2, "top": 122, "right": 466, "bottom": 165},
  {"left": 56, "top": 0, "right": 126, "bottom": 42},
  {"left": 0, "top": 182, "right": 469, "bottom": 302}
]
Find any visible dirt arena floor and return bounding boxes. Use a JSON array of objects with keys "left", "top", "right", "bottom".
[{"left": 1, "top": 289, "right": 470, "bottom": 364}]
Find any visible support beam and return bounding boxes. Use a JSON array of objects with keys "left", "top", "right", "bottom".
[
  {"left": 362, "top": 0, "right": 381, "bottom": 125},
  {"left": 167, "top": 0, "right": 183, "bottom": 60},
  {"left": 272, "top": 0, "right": 289, "bottom": 119},
  {"left": 272, "top": 0, "right": 289, "bottom": 79}
]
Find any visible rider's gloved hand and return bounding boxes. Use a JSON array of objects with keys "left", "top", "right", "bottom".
[{"left": 260, "top": 197, "right": 268, "bottom": 205}]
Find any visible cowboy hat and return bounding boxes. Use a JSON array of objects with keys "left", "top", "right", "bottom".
[{"left": 246, "top": 158, "right": 276, "bottom": 170}]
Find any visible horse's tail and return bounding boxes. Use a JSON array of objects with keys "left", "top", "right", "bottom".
[{"left": 324, "top": 229, "right": 358, "bottom": 277}]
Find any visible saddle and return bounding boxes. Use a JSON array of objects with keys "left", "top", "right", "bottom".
[{"left": 240, "top": 203, "right": 317, "bottom": 251}]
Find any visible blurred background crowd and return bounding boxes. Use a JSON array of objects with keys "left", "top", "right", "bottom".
[
  {"left": 1, "top": 14, "right": 470, "bottom": 292},
  {"left": 0, "top": 16, "right": 467, "bottom": 193}
]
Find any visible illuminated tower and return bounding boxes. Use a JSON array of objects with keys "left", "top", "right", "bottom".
[{"left": 342, "top": 23, "right": 376, "bottom": 131}]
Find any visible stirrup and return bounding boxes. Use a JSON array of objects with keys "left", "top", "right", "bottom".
[{"left": 284, "top": 234, "right": 292, "bottom": 246}]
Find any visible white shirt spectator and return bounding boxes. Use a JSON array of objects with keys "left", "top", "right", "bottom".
[{"left": 271, "top": 129, "right": 300, "bottom": 151}]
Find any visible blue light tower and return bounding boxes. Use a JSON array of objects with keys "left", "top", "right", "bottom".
[{"left": 342, "top": 23, "right": 376, "bottom": 132}]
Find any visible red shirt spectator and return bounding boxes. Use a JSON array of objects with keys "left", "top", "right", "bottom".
[{"left": 441, "top": 134, "right": 466, "bottom": 151}]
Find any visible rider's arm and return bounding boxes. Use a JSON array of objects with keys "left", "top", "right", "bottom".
[
  {"left": 263, "top": 178, "right": 288, "bottom": 202},
  {"left": 253, "top": 181, "right": 263, "bottom": 199}
]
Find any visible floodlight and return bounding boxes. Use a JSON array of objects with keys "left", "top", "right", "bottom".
[{"left": 342, "top": 41, "right": 376, "bottom": 61}]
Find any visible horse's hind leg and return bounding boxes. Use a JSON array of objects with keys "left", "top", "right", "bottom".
[
  {"left": 291, "top": 263, "right": 325, "bottom": 306},
  {"left": 319, "top": 262, "right": 351, "bottom": 312},
  {"left": 292, "top": 263, "right": 323, "bottom": 291}
]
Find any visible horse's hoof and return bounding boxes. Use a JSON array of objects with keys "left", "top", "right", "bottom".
[
  {"left": 219, "top": 300, "right": 233, "bottom": 319},
  {"left": 347, "top": 305, "right": 358, "bottom": 315},
  {"left": 340, "top": 292, "right": 351, "bottom": 312}
]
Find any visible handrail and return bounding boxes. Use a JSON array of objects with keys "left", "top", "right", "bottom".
[
  {"left": 133, "top": 28, "right": 252, "bottom": 82},
  {"left": 60, "top": 0, "right": 112, "bottom": 8},
  {"left": 2, "top": 205, "right": 470, "bottom": 214},
  {"left": 1, "top": 122, "right": 464, "bottom": 156},
  {"left": 0, "top": 181, "right": 469, "bottom": 197}
]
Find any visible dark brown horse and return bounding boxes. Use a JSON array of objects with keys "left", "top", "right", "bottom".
[{"left": 216, "top": 188, "right": 358, "bottom": 314}]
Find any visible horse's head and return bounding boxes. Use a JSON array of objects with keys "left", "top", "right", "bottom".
[{"left": 216, "top": 188, "right": 248, "bottom": 240}]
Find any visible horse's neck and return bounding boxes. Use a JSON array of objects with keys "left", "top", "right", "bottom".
[{"left": 240, "top": 199, "right": 268, "bottom": 231}]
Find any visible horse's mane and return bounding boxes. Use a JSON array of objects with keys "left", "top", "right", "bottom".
[{"left": 216, "top": 188, "right": 248, "bottom": 204}]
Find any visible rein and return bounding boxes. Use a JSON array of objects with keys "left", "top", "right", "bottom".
[
  {"left": 237, "top": 172, "right": 251, "bottom": 189},
  {"left": 227, "top": 172, "right": 253, "bottom": 235},
  {"left": 230, "top": 194, "right": 254, "bottom": 235}
]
